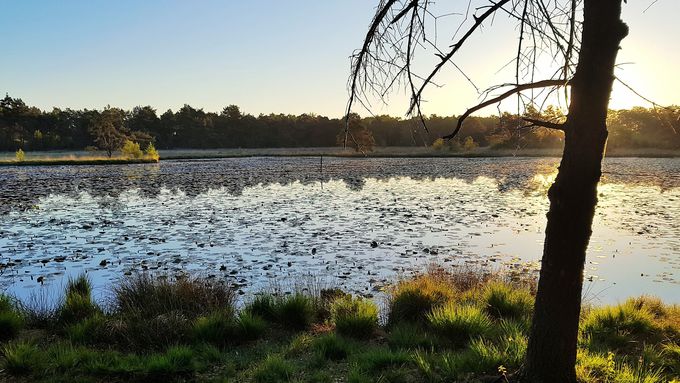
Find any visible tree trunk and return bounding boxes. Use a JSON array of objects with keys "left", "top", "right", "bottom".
[{"left": 523, "top": 1, "right": 628, "bottom": 382}]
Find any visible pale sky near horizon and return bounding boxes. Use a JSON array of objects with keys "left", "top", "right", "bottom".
[{"left": 1, "top": 1, "right": 678, "bottom": 118}]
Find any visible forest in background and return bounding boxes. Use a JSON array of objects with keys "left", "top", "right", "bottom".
[{"left": 1, "top": 94, "right": 678, "bottom": 153}]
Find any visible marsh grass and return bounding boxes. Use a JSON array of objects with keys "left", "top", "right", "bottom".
[
  {"left": 331, "top": 295, "right": 378, "bottom": 339},
  {"left": 427, "top": 303, "right": 493, "bottom": 345},
  {"left": 1, "top": 269, "right": 677, "bottom": 383}
]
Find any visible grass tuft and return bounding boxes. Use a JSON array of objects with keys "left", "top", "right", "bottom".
[
  {"left": 427, "top": 303, "right": 493, "bottom": 345},
  {"left": 388, "top": 274, "right": 455, "bottom": 325},
  {"left": 252, "top": 355, "right": 295, "bottom": 383},
  {"left": 274, "top": 293, "right": 315, "bottom": 330},
  {"left": 313, "top": 333, "right": 351, "bottom": 361},
  {"left": 482, "top": 281, "right": 534, "bottom": 319},
  {"left": 331, "top": 295, "right": 378, "bottom": 339}
]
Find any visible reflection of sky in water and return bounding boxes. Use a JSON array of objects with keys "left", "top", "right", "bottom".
[{"left": 0, "top": 158, "right": 678, "bottom": 305}]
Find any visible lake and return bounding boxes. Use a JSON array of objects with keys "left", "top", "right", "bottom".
[{"left": 0, "top": 157, "right": 678, "bottom": 305}]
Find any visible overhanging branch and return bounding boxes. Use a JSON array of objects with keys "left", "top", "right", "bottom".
[{"left": 443, "top": 79, "right": 570, "bottom": 140}]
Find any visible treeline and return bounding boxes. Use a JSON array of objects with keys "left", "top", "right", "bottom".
[{"left": 1, "top": 94, "right": 678, "bottom": 152}]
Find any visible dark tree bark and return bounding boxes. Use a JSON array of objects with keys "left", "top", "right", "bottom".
[{"left": 523, "top": 1, "right": 628, "bottom": 382}]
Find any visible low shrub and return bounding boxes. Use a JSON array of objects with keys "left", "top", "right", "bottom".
[
  {"left": 58, "top": 291, "right": 100, "bottom": 324},
  {"left": 427, "top": 303, "right": 493, "bottom": 345},
  {"left": 0, "top": 296, "right": 23, "bottom": 341},
  {"left": 331, "top": 295, "right": 378, "bottom": 338},
  {"left": 121, "top": 140, "right": 143, "bottom": 159}
]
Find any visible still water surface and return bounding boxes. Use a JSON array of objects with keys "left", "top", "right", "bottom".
[{"left": 0, "top": 157, "right": 678, "bottom": 304}]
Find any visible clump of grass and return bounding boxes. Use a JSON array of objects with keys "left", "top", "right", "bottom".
[
  {"left": 57, "top": 275, "right": 100, "bottom": 325},
  {"left": 1, "top": 341, "right": 41, "bottom": 374},
  {"left": 237, "top": 311, "right": 267, "bottom": 341},
  {"left": 482, "top": 281, "right": 534, "bottom": 319},
  {"left": 355, "top": 348, "right": 412, "bottom": 372},
  {"left": 252, "top": 355, "right": 295, "bottom": 383},
  {"left": 246, "top": 294, "right": 278, "bottom": 321},
  {"left": 427, "top": 303, "right": 493, "bottom": 345},
  {"left": 65, "top": 313, "right": 109, "bottom": 344},
  {"left": 313, "top": 333, "right": 351, "bottom": 361},
  {"left": 275, "top": 293, "right": 315, "bottom": 330},
  {"left": 145, "top": 345, "right": 196, "bottom": 377},
  {"left": 387, "top": 273, "right": 455, "bottom": 325},
  {"left": 331, "top": 295, "right": 378, "bottom": 339},
  {"left": 112, "top": 274, "right": 237, "bottom": 320},
  {"left": 192, "top": 310, "right": 266, "bottom": 346},
  {"left": 0, "top": 295, "right": 23, "bottom": 341},
  {"left": 388, "top": 322, "right": 434, "bottom": 350},
  {"left": 192, "top": 310, "right": 238, "bottom": 346},
  {"left": 581, "top": 299, "right": 658, "bottom": 350}
]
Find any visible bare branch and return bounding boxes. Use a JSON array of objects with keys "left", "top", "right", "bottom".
[
  {"left": 443, "top": 79, "right": 569, "bottom": 140},
  {"left": 522, "top": 117, "right": 566, "bottom": 131}
]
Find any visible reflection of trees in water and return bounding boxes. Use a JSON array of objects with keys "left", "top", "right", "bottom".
[{"left": 0, "top": 157, "right": 677, "bottom": 213}]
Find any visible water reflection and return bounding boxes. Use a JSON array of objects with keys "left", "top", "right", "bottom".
[{"left": 0, "top": 157, "right": 678, "bottom": 304}]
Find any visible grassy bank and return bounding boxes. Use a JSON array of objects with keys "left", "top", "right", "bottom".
[
  {"left": 0, "top": 157, "right": 160, "bottom": 166},
  {"left": 0, "top": 267, "right": 677, "bottom": 383}
]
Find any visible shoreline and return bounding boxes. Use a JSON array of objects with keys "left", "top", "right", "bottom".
[{"left": 1, "top": 147, "right": 677, "bottom": 166}]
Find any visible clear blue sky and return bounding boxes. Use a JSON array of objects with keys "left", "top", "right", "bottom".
[{"left": 1, "top": 0, "right": 678, "bottom": 117}]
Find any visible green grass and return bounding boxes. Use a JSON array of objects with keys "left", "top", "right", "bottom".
[
  {"left": 1, "top": 272, "right": 678, "bottom": 383},
  {"left": 274, "top": 294, "right": 316, "bottom": 330},
  {"left": 427, "top": 303, "right": 493, "bottom": 345},
  {"left": 252, "top": 355, "right": 295, "bottom": 383},
  {"left": 331, "top": 295, "right": 378, "bottom": 339},
  {"left": 313, "top": 333, "right": 351, "bottom": 361},
  {"left": 387, "top": 274, "right": 456, "bottom": 325},
  {"left": 482, "top": 281, "right": 534, "bottom": 319}
]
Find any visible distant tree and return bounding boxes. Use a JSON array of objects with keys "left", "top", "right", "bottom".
[
  {"left": 462, "top": 136, "right": 478, "bottom": 151},
  {"left": 121, "top": 139, "right": 143, "bottom": 159},
  {"left": 431, "top": 138, "right": 445, "bottom": 151},
  {"left": 337, "top": 115, "right": 375, "bottom": 152},
  {"left": 89, "top": 108, "right": 126, "bottom": 157}
]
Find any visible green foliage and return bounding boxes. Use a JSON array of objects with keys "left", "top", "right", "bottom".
[
  {"left": 313, "top": 333, "right": 351, "bottom": 360},
  {"left": 388, "top": 274, "right": 455, "bottom": 325},
  {"left": 15, "top": 148, "right": 25, "bottom": 161},
  {"left": 331, "top": 295, "right": 378, "bottom": 338},
  {"left": 252, "top": 355, "right": 295, "bottom": 383},
  {"left": 0, "top": 294, "right": 14, "bottom": 313},
  {"left": 121, "top": 139, "right": 143, "bottom": 159},
  {"left": 431, "top": 138, "right": 445, "bottom": 151},
  {"left": 144, "top": 142, "right": 159, "bottom": 160},
  {"left": 427, "top": 303, "right": 493, "bottom": 344},
  {"left": 146, "top": 345, "right": 195, "bottom": 377},
  {"left": 67, "top": 274, "right": 92, "bottom": 297},
  {"left": 274, "top": 294, "right": 315, "bottom": 330},
  {"left": 462, "top": 136, "right": 478, "bottom": 151},
  {"left": 482, "top": 281, "right": 534, "bottom": 319}
]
